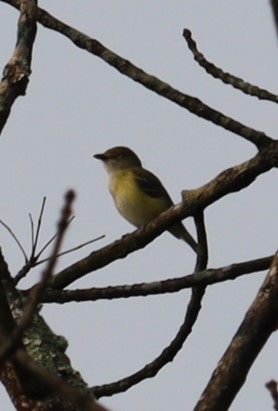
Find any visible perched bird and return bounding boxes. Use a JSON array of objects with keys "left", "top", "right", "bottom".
[{"left": 94, "top": 146, "right": 198, "bottom": 252}]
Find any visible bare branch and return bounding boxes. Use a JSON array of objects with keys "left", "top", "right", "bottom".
[
  {"left": 29, "top": 212, "right": 35, "bottom": 249},
  {"left": 0, "top": 0, "right": 37, "bottom": 134},
  {"left": 0, "top": 219, "right": 28, "bottom": 262},
  {"left": 183, "top": 29, "right": 278, "bottom": 103},
  {"left": 81, "top": 214, "right": 208, "bottom": 398},
  {"left": 14, "top": 223, "right": 103, "bottom": 286},
  {"left": 14, "top": 263, "right": 34, "bottom": 285},
  {"left": 193, "top": 211, "right": 208, "bottom": 270},
  {"left": 34, "top": 234, "right": 105, "bottom": 266},
  {"left": 32, "top": 196, "right": 47, "bottom": 255},
  {"left": 35, "top": 191, "right": 75, "bottom": 278},
  {"left": 41, "top": 255, "right": 272, "bottom": 304},
  {"left": 13, "top": 198, "right": 48, "bottom": 284},
  {"left": 14, "top": 213, "right": 75, "bottom": 285},
  {"left": 92, "top": 278, "right": 205, "bottom": 399},
  {"left": 1, "top": 0, "right": 275, "bottom": 148},
  {"left": 194, "top": 253, "right": 278, "bottom": 411},
  {"left": 35, "top": 215, "right": 75, "bottom": 260}
]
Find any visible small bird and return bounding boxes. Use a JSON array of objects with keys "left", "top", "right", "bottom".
[{"left": 94, "top": 146, "right": 198, "bottom": 253}]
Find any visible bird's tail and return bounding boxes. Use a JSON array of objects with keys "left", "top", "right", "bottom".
[{"left": 169, "top": 223, "right": 198, "bottom": 253}]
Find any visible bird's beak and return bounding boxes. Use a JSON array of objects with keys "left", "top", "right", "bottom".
[{"left": 94, "top": 153, "right": 106, "bottom": 161}]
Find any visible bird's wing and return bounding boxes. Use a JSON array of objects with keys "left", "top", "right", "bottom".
[{"left": 133, "top": 168, "right": 173, "bottom": 205}]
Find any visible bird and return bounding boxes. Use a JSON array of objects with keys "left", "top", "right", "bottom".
[{"left": 94, "top": 146, "right": 198, "bottom": 253}]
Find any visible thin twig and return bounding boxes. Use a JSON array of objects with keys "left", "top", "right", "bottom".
[
  {"left": 32, "top": 196, "right": 46, "bottom": 256},
  {"left": 14, "top": 220, "right": 103, "bottom": 286},
  {"left": 183, "top": 29, "right": 278, "bottom": 103},
  {"left": 28, "top": 213, "right": 35, "bottom": 249},
  {"left": 0, "top": 220, "right": 28, "bottom": 262},
  {"left": 14, "top": 215, "right": 75, "bottom": 285},
  {"left": 35, "top": 234, "right": 105, "bottom": 266},
  {"left": 36, "top": 215, "right": 75, "bottom": 259}
]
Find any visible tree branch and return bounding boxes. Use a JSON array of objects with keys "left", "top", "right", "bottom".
[
  {"left": 193, "top": 211, "right": 208, "bottom": 270},
  {"left": 194, "top": 253, "right": 278, "bottom": 411},
  {"left": 1, "top": 0, "right": 275, "bottom": 148},
  {"left": 0, "top": 0, "right": 37, "bottom": 134},
  {"left": 41, "top": 255, "right": 272, "bottom": 304},
  {"left": 182, "top": 29, "right": 278, "bottom": 103},
  {"left": 92, "top": 286, "right": 204, "bottom": 398},
  {"left": 92, "top": 212, "right": 208, "bottom": 398}
]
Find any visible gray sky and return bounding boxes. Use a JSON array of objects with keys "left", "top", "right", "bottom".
[{"left": 0, "top": 1, "right": 277, "bottom": 410}]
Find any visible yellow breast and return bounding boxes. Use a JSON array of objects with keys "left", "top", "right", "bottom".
[{"left": 108, "top": 170, "right": 169, "bottom": 227}]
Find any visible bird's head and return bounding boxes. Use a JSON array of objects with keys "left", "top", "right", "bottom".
[{"left": 94, "top": 146, "right": 142, "bottom": 172}]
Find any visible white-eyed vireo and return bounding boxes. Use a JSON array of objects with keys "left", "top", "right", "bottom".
[{"left": 94, "top": 146, "right": 197, "bottom": 252}]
